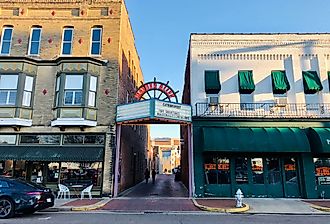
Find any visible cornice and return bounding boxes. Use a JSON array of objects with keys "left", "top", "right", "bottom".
[
  {"left": 0, "top": 0, "right": 120, "bottom": 3},
  {"left": 191, "top": 40, "right": 330, "bottom": 48}
]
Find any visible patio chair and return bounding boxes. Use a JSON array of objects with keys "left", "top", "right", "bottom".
[
  {"left": 80, "top": 184, "right": 93, "bottom": 200},
  {"left": 57, "top": 183, "right": 70, "bottom": 199}
]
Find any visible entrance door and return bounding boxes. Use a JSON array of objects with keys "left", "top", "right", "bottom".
[
  {"left": 265, "top": 158, "right": 284, "bottom": 197},
  {"left": 283, "top": 158, "right": 300, "bottom": 197}
]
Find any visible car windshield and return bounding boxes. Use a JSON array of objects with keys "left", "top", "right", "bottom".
[{"left": 15, "top": 178, "right": 45, "bottom": 189}]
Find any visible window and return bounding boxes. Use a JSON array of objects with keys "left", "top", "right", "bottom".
[
  {"left": 90, "top": 27, "right": 102, "bottom": 55},
  {"left": 61, "top": 28, "right": 73, "bottom": 55},
  {"left": 235, "top": 157, "right": 248, "bottom": 184},
  {"left": 0, "top": 135, "right": 16, "bottom": 144},
  {"left": 314, "top": 158, "right": 330, "bottom": 185},
  {"left": 0, "top": 75, "right": 18, "bottom": 105},
  {"left": 88, "top": 76, "right": 97, "bottom": 106},
  {"left": 28, "top": 27, "right": 42, "bottom": 55},
  {"left": 20, "top": 135, "right": 60, "bottom": 145},
  {"left": 64, "top": 75, "right": 83, "bottom": 105},
  {"left": 63, "top": 134, "right": 104, "bottom": 145},
  {"left": 251, "top": 158, "right": 264, "bottom": 184},
  {"left": 0, "top": 27, "right": 13, "bottom": 55},
  {"left": 22, "top": 76, "right": 34, "bottom": 107},
  {"left": 204, "top": 156, "right": 230, "bottom": 184}
]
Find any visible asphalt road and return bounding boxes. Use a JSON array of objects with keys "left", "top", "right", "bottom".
[{"left": 0, "top": 212, "right": 329, "bottom": 224}]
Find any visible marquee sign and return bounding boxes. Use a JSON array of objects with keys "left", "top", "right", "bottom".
[{"left": 134, "top": 78, "right": 179, "bottom": 103}]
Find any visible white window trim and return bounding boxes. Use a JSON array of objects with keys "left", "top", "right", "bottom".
[
  {"left": 0, "top": 27, "right": 13, "bottom": 55},
  {"left": 28, "top": 27, "right": 42, "bottom": 56},
  {"left": 89, "top": 27, "right": 102, "bottom": 56},
  {"left": 64, "top": 90, "right": 83, "bottom": 106},
  {"left": 60, "top": 28, "right": 74, "bottom": 56}
]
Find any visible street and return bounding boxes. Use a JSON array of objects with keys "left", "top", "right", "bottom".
[{"left": 0, "top": 212, "right": 329, "bottom": 224}]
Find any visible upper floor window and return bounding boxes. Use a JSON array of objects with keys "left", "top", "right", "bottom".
[
  {"left": 0, "top": 75, "right": 18, "bottom": 105},
  {"left": 0, "top": 27, "right": 13, "bottom": 55},
  {"left": 90, "top": 27, "right": 102, "bottom": 55},
  {"left": 88, "top": 76, "right": 97, "bottom": 107},
  {"left": 28, "top": 27, "right": 42, "bottom": 55},
  {"left": 61, "top": 28, "right": 73, "bottom": 55},
  {"left": 64, "top": 75, "right": 83, "bottom": 105}
]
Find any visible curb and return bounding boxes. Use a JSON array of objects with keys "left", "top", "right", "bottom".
[
  {"left": 308, "top": 204, "right": 330, "bottom": 212},
  {"left": 192, "top": 198, "right": 249, "bottom": 213},
  {"left": 71, "top": 198, "right": 112, "bottom": 211}
]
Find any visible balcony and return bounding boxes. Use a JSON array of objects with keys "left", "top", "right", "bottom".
[{"left": 195, "top": 103, "right": 330, "bottom": 119}]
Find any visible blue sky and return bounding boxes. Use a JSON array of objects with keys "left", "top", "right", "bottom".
[{"left": 125, "top": 0, "right": 330, "bottom": 138}]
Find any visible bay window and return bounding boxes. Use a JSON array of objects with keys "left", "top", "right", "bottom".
[{"left": 54, "top": 73, "right": 98, "bottom": 121}]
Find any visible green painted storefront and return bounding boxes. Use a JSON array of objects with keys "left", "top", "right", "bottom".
[{"left": 193, "top": 119, "right": 330, "bottom": 199}]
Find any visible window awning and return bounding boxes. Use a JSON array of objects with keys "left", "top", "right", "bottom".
[
  {"left": 271, "top": 71, "right": 290, "bottom": 94},
  {"left": 307, "top": 128, "right": 330, "bottom": 154},
  {"left": 302, "top": 71, "right": 323, "bottom": 94},
  {"left": 204, "top": 71, "right": 221, "bottom": 94},
  {"left": 238, "top": 71, "right": 255, "bottom": 94},
  {"left": 202, "top": 127, "right": 310, "bottom": 153},
  {"left": 0, "top": 146, "right": 104, "bottom": 161}
]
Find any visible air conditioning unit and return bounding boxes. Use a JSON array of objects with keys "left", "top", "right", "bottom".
[
  {"left": 208, "top": 96, "right": 219, "bottom": 105},
  {"left": 274, "top": 97, "right": 287, "bottom": 107}
]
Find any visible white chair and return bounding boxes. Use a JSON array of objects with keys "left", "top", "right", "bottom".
[
  {"left": 80, "top": 185, "right": 93, "bottom": 200},
  {"left": 57, "top": 184, "right": 70, "bottom": 199}
]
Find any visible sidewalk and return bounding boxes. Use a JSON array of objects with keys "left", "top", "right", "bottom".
[{"left": 44, "top": 198, "right": 111, "bottom": 212}]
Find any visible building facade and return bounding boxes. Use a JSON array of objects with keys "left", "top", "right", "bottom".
[
  {"left": 0, "top": 0, "right": 148, "bottom": 196},
  {"left": 150, "top": 138, "right": 181, "bottom": 174},
  {"left": 183, "top": 33, "right": 330, "bottom": 198}
]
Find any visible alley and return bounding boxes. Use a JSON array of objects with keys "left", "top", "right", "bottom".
[{"left": 120, "top": 174, "right": 188, "bottom": 198}]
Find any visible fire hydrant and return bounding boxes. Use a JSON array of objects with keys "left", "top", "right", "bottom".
[{"left": 235, "top": 189, "right": 244, "bottom": 208}]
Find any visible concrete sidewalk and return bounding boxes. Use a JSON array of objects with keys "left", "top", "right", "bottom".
[{"left": 44, "top": 198, "right": 111, "bottom": 212}]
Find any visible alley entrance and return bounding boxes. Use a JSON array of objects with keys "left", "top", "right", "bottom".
[{"left": 114, "top": 79, "right": 192, "bottom": 198}]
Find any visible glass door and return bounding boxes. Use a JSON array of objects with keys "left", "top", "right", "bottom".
[
  {"left": 283, "top": 158, "right": 300, "bottom": 197},
  {"left": 251, "top": 158, "right": 266, "bottom": 197},
  {"left": 265, "top": 158, "right": 284, "bottom": 197}
]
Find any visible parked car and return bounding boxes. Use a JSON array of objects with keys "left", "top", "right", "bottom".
[{"left": 0, "top": 176, "right": 55, "bottom": 219}]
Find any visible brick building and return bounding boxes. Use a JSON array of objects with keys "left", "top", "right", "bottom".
[{"left": 0, "top": 0, "right": 148, "bottom": 196}]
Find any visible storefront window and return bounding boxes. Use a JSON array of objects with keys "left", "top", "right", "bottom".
[
  {"left": 251, "top": 158, "right": 264, "bottom": 184},
  {"left": 284, "top": 158, "right": 297, "bottom": 183},
  {"left": 63, "top": 134, "right": 105, "bottom": 145},
  {"left": 47, "top": 162, "right": 60, "bottom": 183},
  {"left": 14, "top": 161, "right": 26, "bottom": 179},
  {"left": 0, "top": 135, "right": 16, "bottom": 144},
  {"left": 235, "top": 157, "right": 248, "bottom": 184},
  {"left": 217, "top": 158, "right": 230, "bottom": 184},
  {"left": 3, "top": 161, "right": 13, "bottom": 176},
  {"left": 267, "top": 158, "right": 281, "bottom": 184},
  {"left": 204, "top": 156, "right": 217, "bottom": 184},
  {"left": 20, "top": 135, "right": 61, "bottom": 145},
  {"left": 84, "top": 135, "right": 105, "bottom": 145},
  {"left": 60, "top": 162, "right": 102, "bottom": 187},
  {"left": 314, "top": 158, "right": 330, "bottom": 185}
]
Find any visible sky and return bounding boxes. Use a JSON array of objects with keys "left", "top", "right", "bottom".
[{"left": 125, "top": 0, "right": 330, "bottom": 138}]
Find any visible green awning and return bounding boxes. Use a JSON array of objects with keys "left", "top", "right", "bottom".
[
  {"left": 302, "top": 71, "right": 323, "bottom": 94},
  {"left": 0, "top": 146, "right": 104, "bottom": 161},
  {"left": 307, "top": 128, "right": 330, "bottom": 154},
  {"left": 271, "top": 71, "right": 290, "bottom": 94},
  {"left": 238, "top": 71, "right": 255, "bottom": 94},
  {"left": 203, "top": 127, "right": 310, "bottom": 153},
  {"left": 204, "top": 71, "right": 221, "bottom": 94}
]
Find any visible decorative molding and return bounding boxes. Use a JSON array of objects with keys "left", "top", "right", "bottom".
[
  {"left": 0, "top": 0, "right": 120, "bottom": 4},
  {"left": 191, "top": 40, "right": 330, "bottom": 48},
  {"left": 197, "top": 53, "right": 292, "bottom": 61}
]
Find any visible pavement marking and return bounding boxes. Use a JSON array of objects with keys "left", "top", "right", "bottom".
[{"left": 38, "top": 216, "right": 51, "bottom": 220}]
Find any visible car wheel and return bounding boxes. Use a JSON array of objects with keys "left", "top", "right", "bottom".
[{"left": 0, "top": 197, "right": 14, "bottom": 219}]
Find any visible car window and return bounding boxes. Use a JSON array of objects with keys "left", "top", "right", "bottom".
[{"left": 0, "top": 180, "right": 9, "bottom": 188}]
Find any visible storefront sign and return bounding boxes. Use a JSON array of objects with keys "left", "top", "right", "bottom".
[
  {"left": 154, "top": 100, "right": 191, "bottom": 122},
  {"left": 116, "top": 99, "right": 192, "bottom": 123},
  {"left": 316, "top": 167, "right": 330, "bottom": 176},
  {"left": 318, "top": 176, "right": 330, "bottom": 185}
]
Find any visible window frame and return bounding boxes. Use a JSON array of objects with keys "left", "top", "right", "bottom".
[
  {"left": 63, "top": 74, "right": 84, "bottom": 106},
  {"left": 0, "top": 74, "right": 19, "bottom": 106},
  {"left": 28, "top": 27, "right": 42, "bottom": 56},
  {"left": 22, "top": 76, "right": 34, "bottom": 107},
  {"left": 61, "top": 27, "right": 74, "bottom": 55},
  {"left": 0, "top": 26, "right": 13, "bottom": 55},
  {"left": 90, "top": 27, "right": 102, "bottom": 56}
]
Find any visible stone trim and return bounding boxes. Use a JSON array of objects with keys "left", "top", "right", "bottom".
[{"left": 0, "top": 0, "right": 120, "bottom": 4}]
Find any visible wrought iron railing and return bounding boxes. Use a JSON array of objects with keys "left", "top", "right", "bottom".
[{"left": 195, "top": 103, "right": 330, "bottom": 118}]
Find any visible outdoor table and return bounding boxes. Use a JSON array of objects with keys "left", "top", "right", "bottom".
[{"left": 71, "top": 184, "right": 84, "bottom": 198}]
